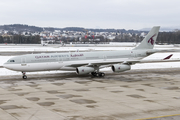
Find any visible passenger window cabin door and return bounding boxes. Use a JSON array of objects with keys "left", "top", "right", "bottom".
[
  {"left": 131, "top": 51, "right": 136, "bottom": 58},
  {"left": 21, "top": 57, "right": 27, "bottom": 66}
]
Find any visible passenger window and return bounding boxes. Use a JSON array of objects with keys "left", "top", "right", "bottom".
[{"left": 10, "top": 60, "right": 15, "bottom": 62}]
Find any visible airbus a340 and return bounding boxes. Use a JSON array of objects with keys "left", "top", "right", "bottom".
[{"left": 3, "top": 26, "right": 180, "bottom": 79}]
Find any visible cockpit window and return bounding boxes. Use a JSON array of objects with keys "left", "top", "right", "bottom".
[{"left": 10, "top": 60, "right": 15, "bottom": 62}]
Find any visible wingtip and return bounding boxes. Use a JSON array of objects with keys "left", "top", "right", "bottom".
[{"left": 163, "top": 54, "right": 173, "bottom": 60}]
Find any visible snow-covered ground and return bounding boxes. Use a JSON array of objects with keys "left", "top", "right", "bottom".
[{"left": 1, "top": 45, "right": 180, "bottom": 76}]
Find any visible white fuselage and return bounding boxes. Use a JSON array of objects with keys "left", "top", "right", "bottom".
[{"left": 3, "top": 49, "right": 148, "bottom": 72}]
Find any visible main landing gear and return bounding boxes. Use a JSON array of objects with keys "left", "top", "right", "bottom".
[
  {"left": 91, "top": 65, "right": 105, "bottom": 77},
  {"left": 91, "top": 72, "right": 105, "bottom": 77},
  {"left": 22, "top": 72, "right": 27, "bottom": 79}
]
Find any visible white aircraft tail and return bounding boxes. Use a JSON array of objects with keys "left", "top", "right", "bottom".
[{"left": 134, "top": 26, "right": 160, "bottom": 50}]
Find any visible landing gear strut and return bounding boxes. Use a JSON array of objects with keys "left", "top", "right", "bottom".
[
  {"left": 91, "top": 72, "right": 105, "bottom": 77},
  {"left": 22, "top": 72, "right": 27, "bottom": 79}
]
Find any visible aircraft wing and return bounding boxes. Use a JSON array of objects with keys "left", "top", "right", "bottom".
[
  {"left": 65, "top": 63, "right": 89, "bottom": 67},
  {"left": 147, "top": 49, "right": 180, "bottom": 54},
  {"left": 65, "top": 60, "right": 124, "bottom": 68},
  {"left": 138, "top": 58, "right": 180, "bottom": 63},
  {"left": 65, "top": 54, "right": 180, "bottom": 68},
  {"left": 115, "top": 54, "right": 180, "bottom": 64},
  {"left": 137, "top": 54, "right": 179, "bottom": 63}
]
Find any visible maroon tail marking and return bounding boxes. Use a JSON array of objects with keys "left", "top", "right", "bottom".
[{"left": 148, "top": 34, "right": 156, "bottom": 45}]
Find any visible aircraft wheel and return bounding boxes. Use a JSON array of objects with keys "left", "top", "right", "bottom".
[
  {"left": 91, "top": 72, "right": 105, "bottom": 77},
  {"left": 22, "top": 75, "right": 27, "bottom": 79},
  {"left": 98, "top": 72, "right": 105, "bottom": 77},
  {"left": 91, "top": 72, "right": 97, "bottom": 76},
  {"left": 101, "top": 73, "right": 105, "bottom": 77},
  {"left": 96, "top": 73, "right": 99, "bottom": 77}
]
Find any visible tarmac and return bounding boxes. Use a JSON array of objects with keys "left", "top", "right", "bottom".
[{"left": 0, "top": 68, "right": 180, "bottom": 120}]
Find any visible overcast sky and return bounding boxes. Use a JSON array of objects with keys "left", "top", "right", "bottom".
[{"left": 0, "top": 0, "right": 180, "bottom": 30}]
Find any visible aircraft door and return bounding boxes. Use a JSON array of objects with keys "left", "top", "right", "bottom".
[
  {"left": 131, "top": 51, "right": 136, "bottom": 58},
  {"left": 21, "top": 57, "right": 27, "bottom": 66}
]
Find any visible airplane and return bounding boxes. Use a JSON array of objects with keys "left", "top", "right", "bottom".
[{"left": 3, "top": 26, "right": 180, "bottom": 79}]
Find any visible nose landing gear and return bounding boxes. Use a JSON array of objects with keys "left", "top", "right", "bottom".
[{"left": 22, "top": 72, "right": 27, "bottom": 79}]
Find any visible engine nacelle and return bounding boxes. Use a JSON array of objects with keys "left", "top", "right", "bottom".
[
  {"left": 111, "top": 64, "right": 131, "bottom": 72},
  {"left": 76, "top": 67, "right": 94, "bottom": 75}
]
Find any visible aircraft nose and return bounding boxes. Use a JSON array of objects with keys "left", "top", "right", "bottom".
[
  {"left": 3, "top": 63, "right": 19, "bottom": 71},
  {"left": 3, "top": 63, "right": 10, "bottom": 69},
  {"left": 2, "top": 63, "right": 7, "bottom": 68},
  {"left": 2, "top": 63, "right": 13, "bottom": 70}
]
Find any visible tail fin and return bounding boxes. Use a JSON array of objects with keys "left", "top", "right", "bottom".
[{"left": 134, "top": 26, "right": 160, "bottom": 50}]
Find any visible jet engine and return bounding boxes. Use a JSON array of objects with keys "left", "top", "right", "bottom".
[
  {"left": 76, "top": 67, "right": 94, "bottom": 75},
  {"left": 111, "top": 64, "right": 131, "bottom": 72}
]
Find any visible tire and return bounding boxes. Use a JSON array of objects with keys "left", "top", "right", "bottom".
[
  {"left": 96, "top": 73, "right": 99, "bottom": 77},
  {"left": 98, "top": 73, "right": 102, "bottom": 77},
  {"left": 23, "top": 75, "right": 27, "bottom": 79},
  {"left": 101, "top": 73, "right": 105, "bottom": 77},
  {"left": 91, "top": 72, "right": 96, "bottom": 77}
]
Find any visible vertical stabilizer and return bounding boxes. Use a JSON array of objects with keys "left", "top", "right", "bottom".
[{"left": 134, "top": 26, "right": 160, "bottom": 50}]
